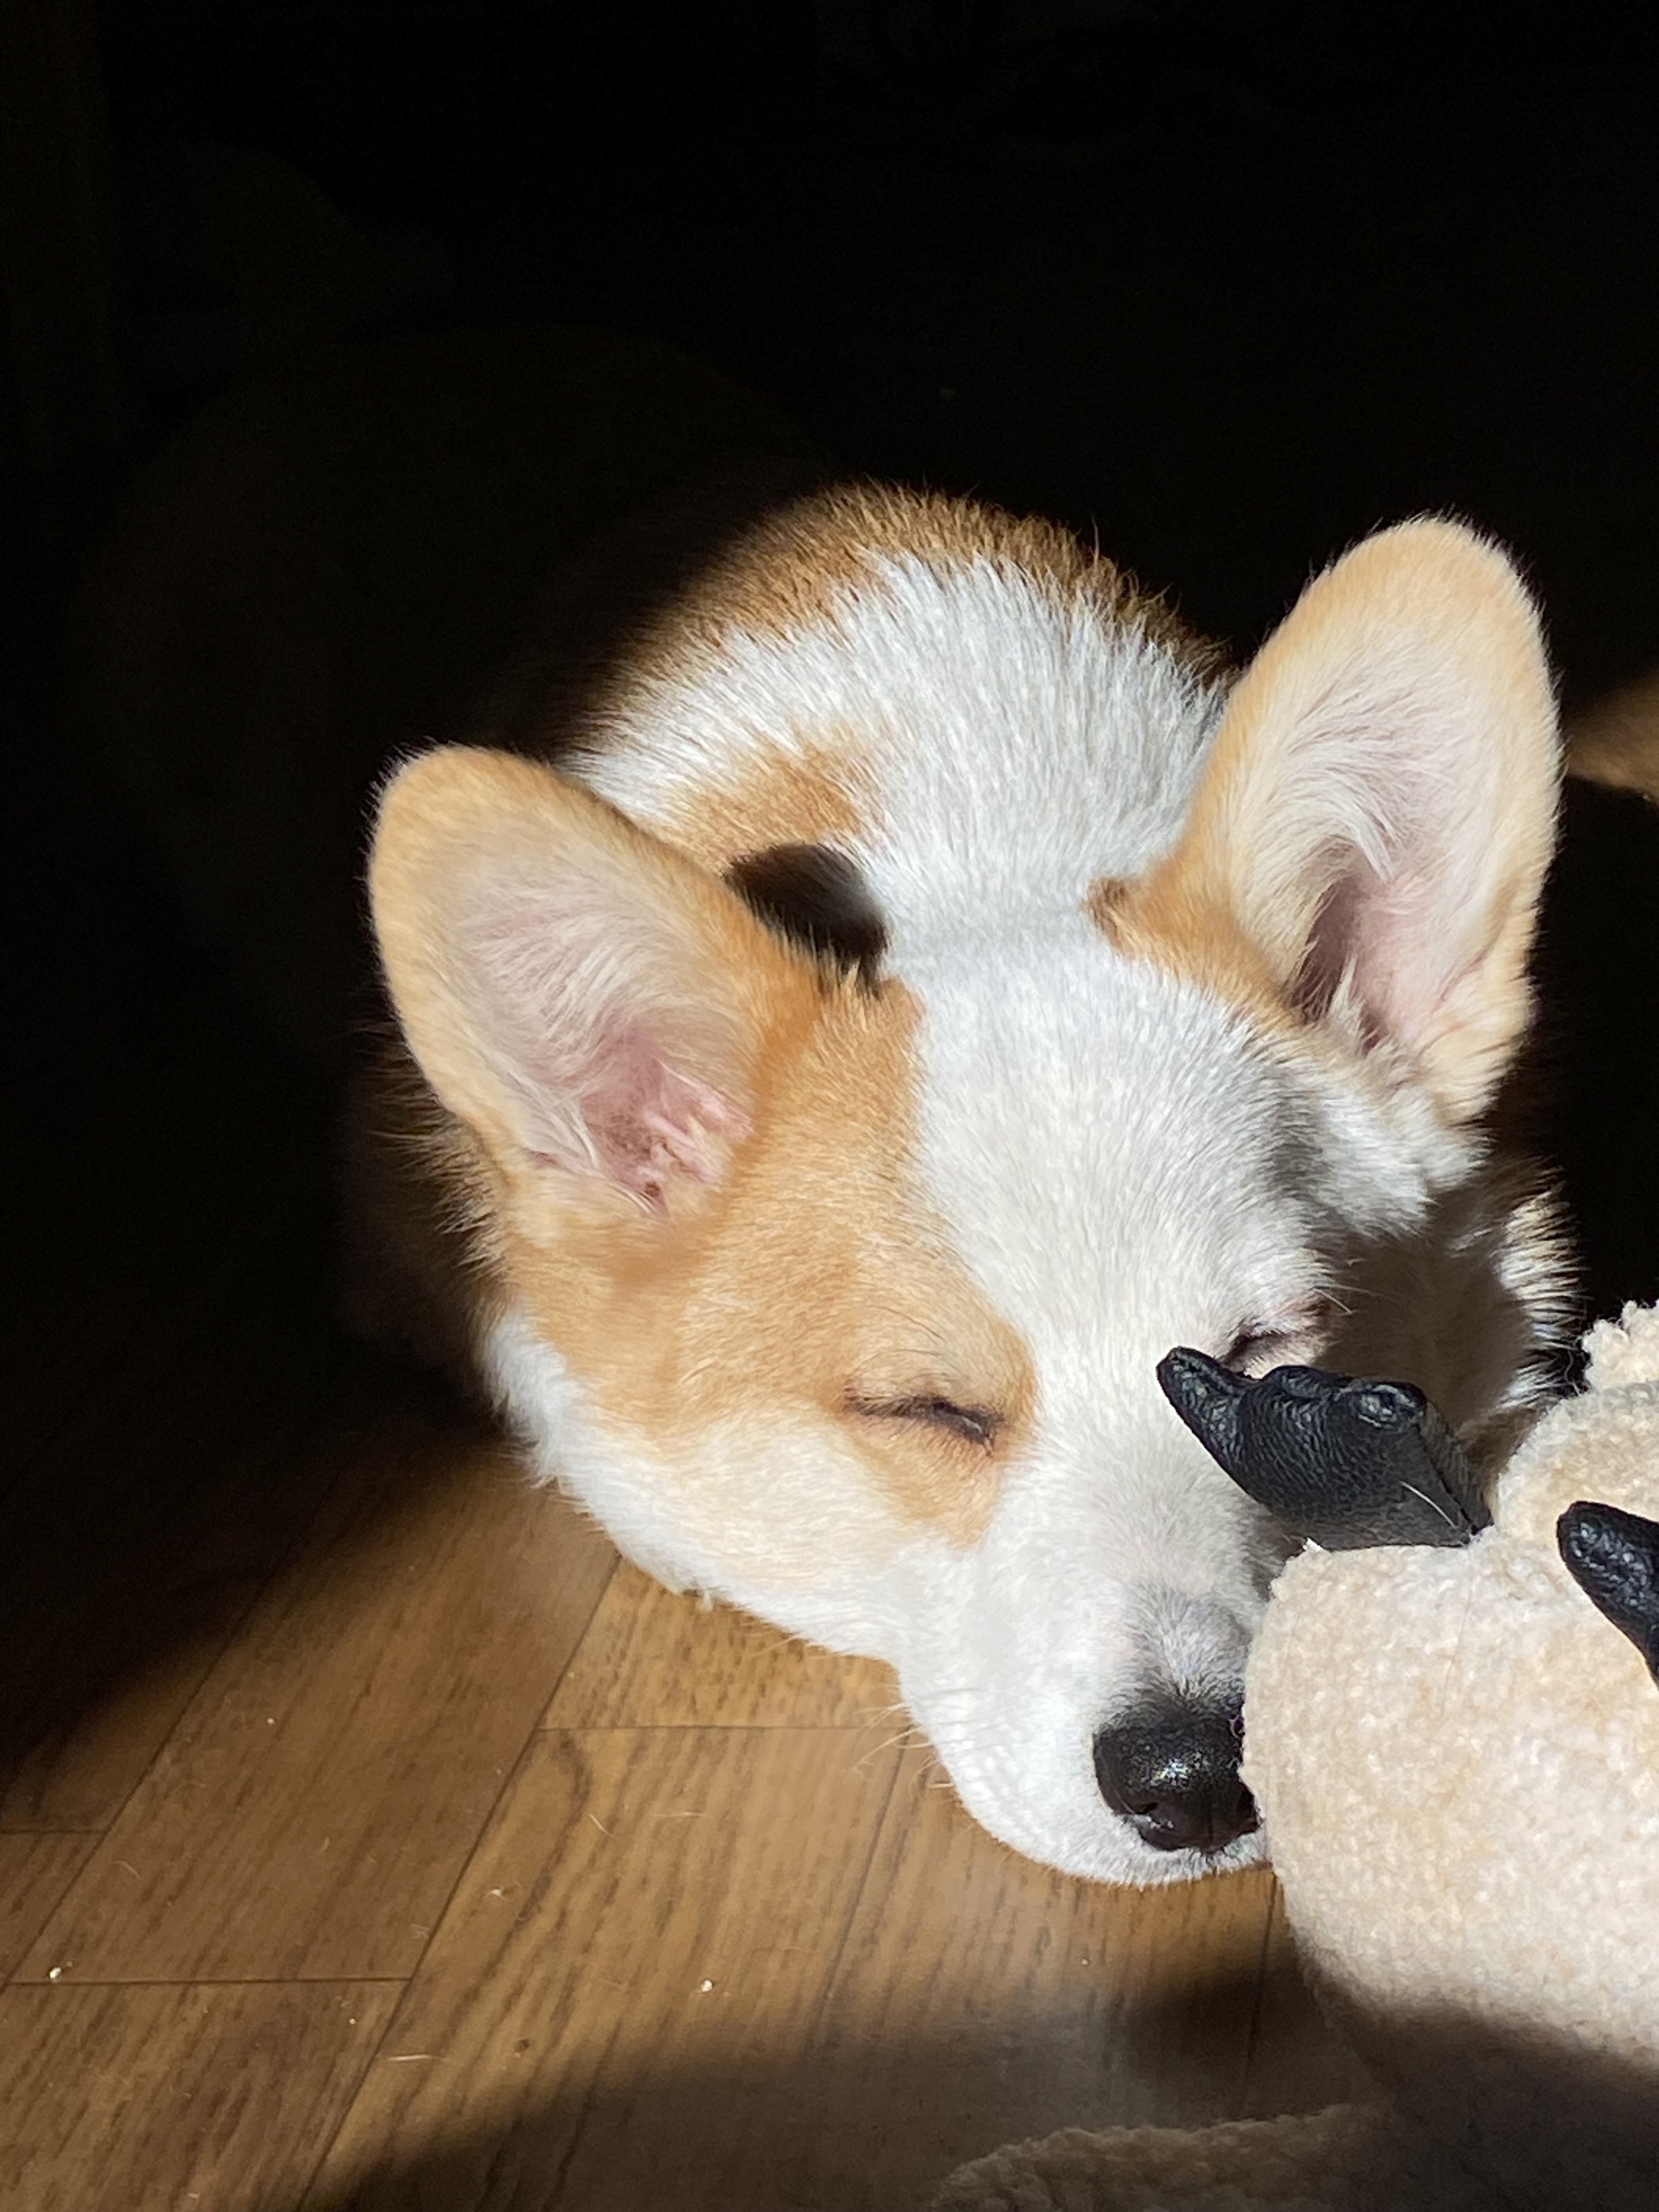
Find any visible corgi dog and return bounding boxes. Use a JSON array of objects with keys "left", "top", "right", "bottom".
[{"left": 360, "top": 486, "right": 1572, "bottom": 1885}]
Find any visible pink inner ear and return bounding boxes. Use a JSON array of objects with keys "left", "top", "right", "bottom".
[
  {"left": 1291, "top": 811, "right": 1469, "bottom": 1068},
  {"left": 1294, "top": 859, "right": 1376, "bottom": 1033},
  {"left": 450, "top": 860, "right": 757, "bottom": 1208},
  {"left": 569, "top": 1025, "right": 748, "bottom": 1210},
  {"left": 1296, "top": 858, "right": 1425, "bottom": 1051}
]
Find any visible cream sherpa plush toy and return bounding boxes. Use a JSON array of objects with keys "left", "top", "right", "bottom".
[{"left": 933, "top": 1305, "right": 1659, "bottom": 2212}]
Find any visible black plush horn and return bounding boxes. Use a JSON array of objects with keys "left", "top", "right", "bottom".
[
  {"left": 1558, "top": 1502, "right": 1659, "bottom": 1682},
  {"left": 1157, "top": 1348, "right": 1490, "bottom": 1549}
]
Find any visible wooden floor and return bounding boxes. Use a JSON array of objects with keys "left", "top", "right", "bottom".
[{"left": 0, "top": 1272, "right": 1364, "bottom": 2212}]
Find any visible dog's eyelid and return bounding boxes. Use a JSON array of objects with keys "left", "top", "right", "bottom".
[
  {"left": 1222, "top": 1298, "right": 1335, "bottom": 1371},
  {"left": 848, "top": 1392, "right": 1001, "bottom": 1447},
  {"left": 1222, "top": 1324, "right": 1290, "bottom": 1368}
]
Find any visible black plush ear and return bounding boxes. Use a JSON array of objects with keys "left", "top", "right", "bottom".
[
  {"left": 1558, "top": 1502, "right": 1659, "bottom": 1682},
  {"left": 1158, "top": 1349, "right": 1489, "bottom": 1549}
]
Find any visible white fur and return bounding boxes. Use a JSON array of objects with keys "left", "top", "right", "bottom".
[{"left": 585, "top": 556, "right": 1221, "bottom": 914}]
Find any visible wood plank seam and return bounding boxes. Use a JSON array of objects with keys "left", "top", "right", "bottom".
[
  {"left": 9, "top": 1975, "right": 414, "bottom": 1988},
  {"left": 281, "top": 1548, "right": 628, "bottom": 2201},
  {"left": 1235, "top": 1876, "right": 1284, "bottom": 2112},
  {"left": 802, "top": 1739, "right": 908, "bottom": 2046}
]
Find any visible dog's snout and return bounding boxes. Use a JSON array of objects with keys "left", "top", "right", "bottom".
[{"left": 1092, "top": 1698, "right": 1257, "bottom": 1853}]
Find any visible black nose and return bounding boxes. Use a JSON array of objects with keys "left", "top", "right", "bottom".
[{"left": 1093, "top": 1699, "right": 1258, "bottom": 1852}]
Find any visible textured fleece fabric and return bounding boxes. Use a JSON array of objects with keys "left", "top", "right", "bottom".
[{"left": 933, "top": 1306, "right": 1659, "bottom": 2212}]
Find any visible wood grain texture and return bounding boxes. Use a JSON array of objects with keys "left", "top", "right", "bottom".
[
  {"left": 20, "top": 1413, "right": 616, "bottom": 1983},
  {"left": 302, "top": 1727, "right": 903, "bottom": 2211},
  {"left": 0, "top": 1833, "right": 98, "bottom": 1978},
  {"left": 544, "top": 1562, "right": 898, "bottom": 1728},
  {"left": 794, "top": 1750, "right": 1282, "bottom": 2207},
  {"left": 0, "top": 1981, "right": 402, "bottom": 2212}
]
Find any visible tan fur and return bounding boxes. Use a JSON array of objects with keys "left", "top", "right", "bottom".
[
  {"left": 1090, "top": 867, "right": 1302, "bottom": 1041},
  {"left": 632, "top": 736, "right": 876, "bottom": 872},
  {"left": 1568, "top": 670, "right": 1659, "bottom": 805},
  {"left": 505, "top": 978, "right": 1034, "bottom": 1545},
  {"left": 1111, "top": 522, "right": 1559, "bottom": 1120},
  {"left": 1081, "top": 876, "right": 1129, "bottom": 936},
  {"left": 369, "top": 747, "right": 1033, "bottom": 1545},
  {"left": 611, "top": 481, "right": 1212, "bottom": 657},
  {"left": 1085, "top": 867, "right": 1289, "bottom": 1033}
]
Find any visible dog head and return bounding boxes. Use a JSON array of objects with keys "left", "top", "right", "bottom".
[{"left": 370, "top": 511, "right": 1567, "bottom": 1882}]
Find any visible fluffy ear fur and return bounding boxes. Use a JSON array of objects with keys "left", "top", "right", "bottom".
[
  {"left": 369, "top": 748, "right": 811, "bottom": 1213},
  {"left": 1123, "top": 520, "right": 1560, "bottom": 1122}
]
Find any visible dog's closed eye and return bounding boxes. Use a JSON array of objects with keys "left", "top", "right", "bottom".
[
  {"left": 849, "top": 1394, "right": 1000, "bottom": 1447},
  {"left": 1221, "top": 1327, "right": 1301, "bottom": 1373},
  {"left": 1221, "top": 1299, "right": 1335, "bottom": 1375}
]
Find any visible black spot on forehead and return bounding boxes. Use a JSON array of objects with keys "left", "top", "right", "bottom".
[{"left": 726, "top": 843, "right": 887, "bottom": 985}]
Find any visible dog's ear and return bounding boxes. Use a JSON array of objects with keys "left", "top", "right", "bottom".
[
  {"left": 1122, "top": 520, "right": 1559, "bottom": 1122},
  {"left": 370, "top": 748, "right": 816, "bottom": 1216}
]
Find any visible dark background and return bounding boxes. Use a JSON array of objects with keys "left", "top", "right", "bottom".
[
  {"left": 6, "top": 0, "right": 1657, "bottom": 1383},
  {"left": 2, "top": 16, "right": 1655, "bottom": 2195},
  {"left": 85, "top": 0, "right": 1659, "bottom": 680}
]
